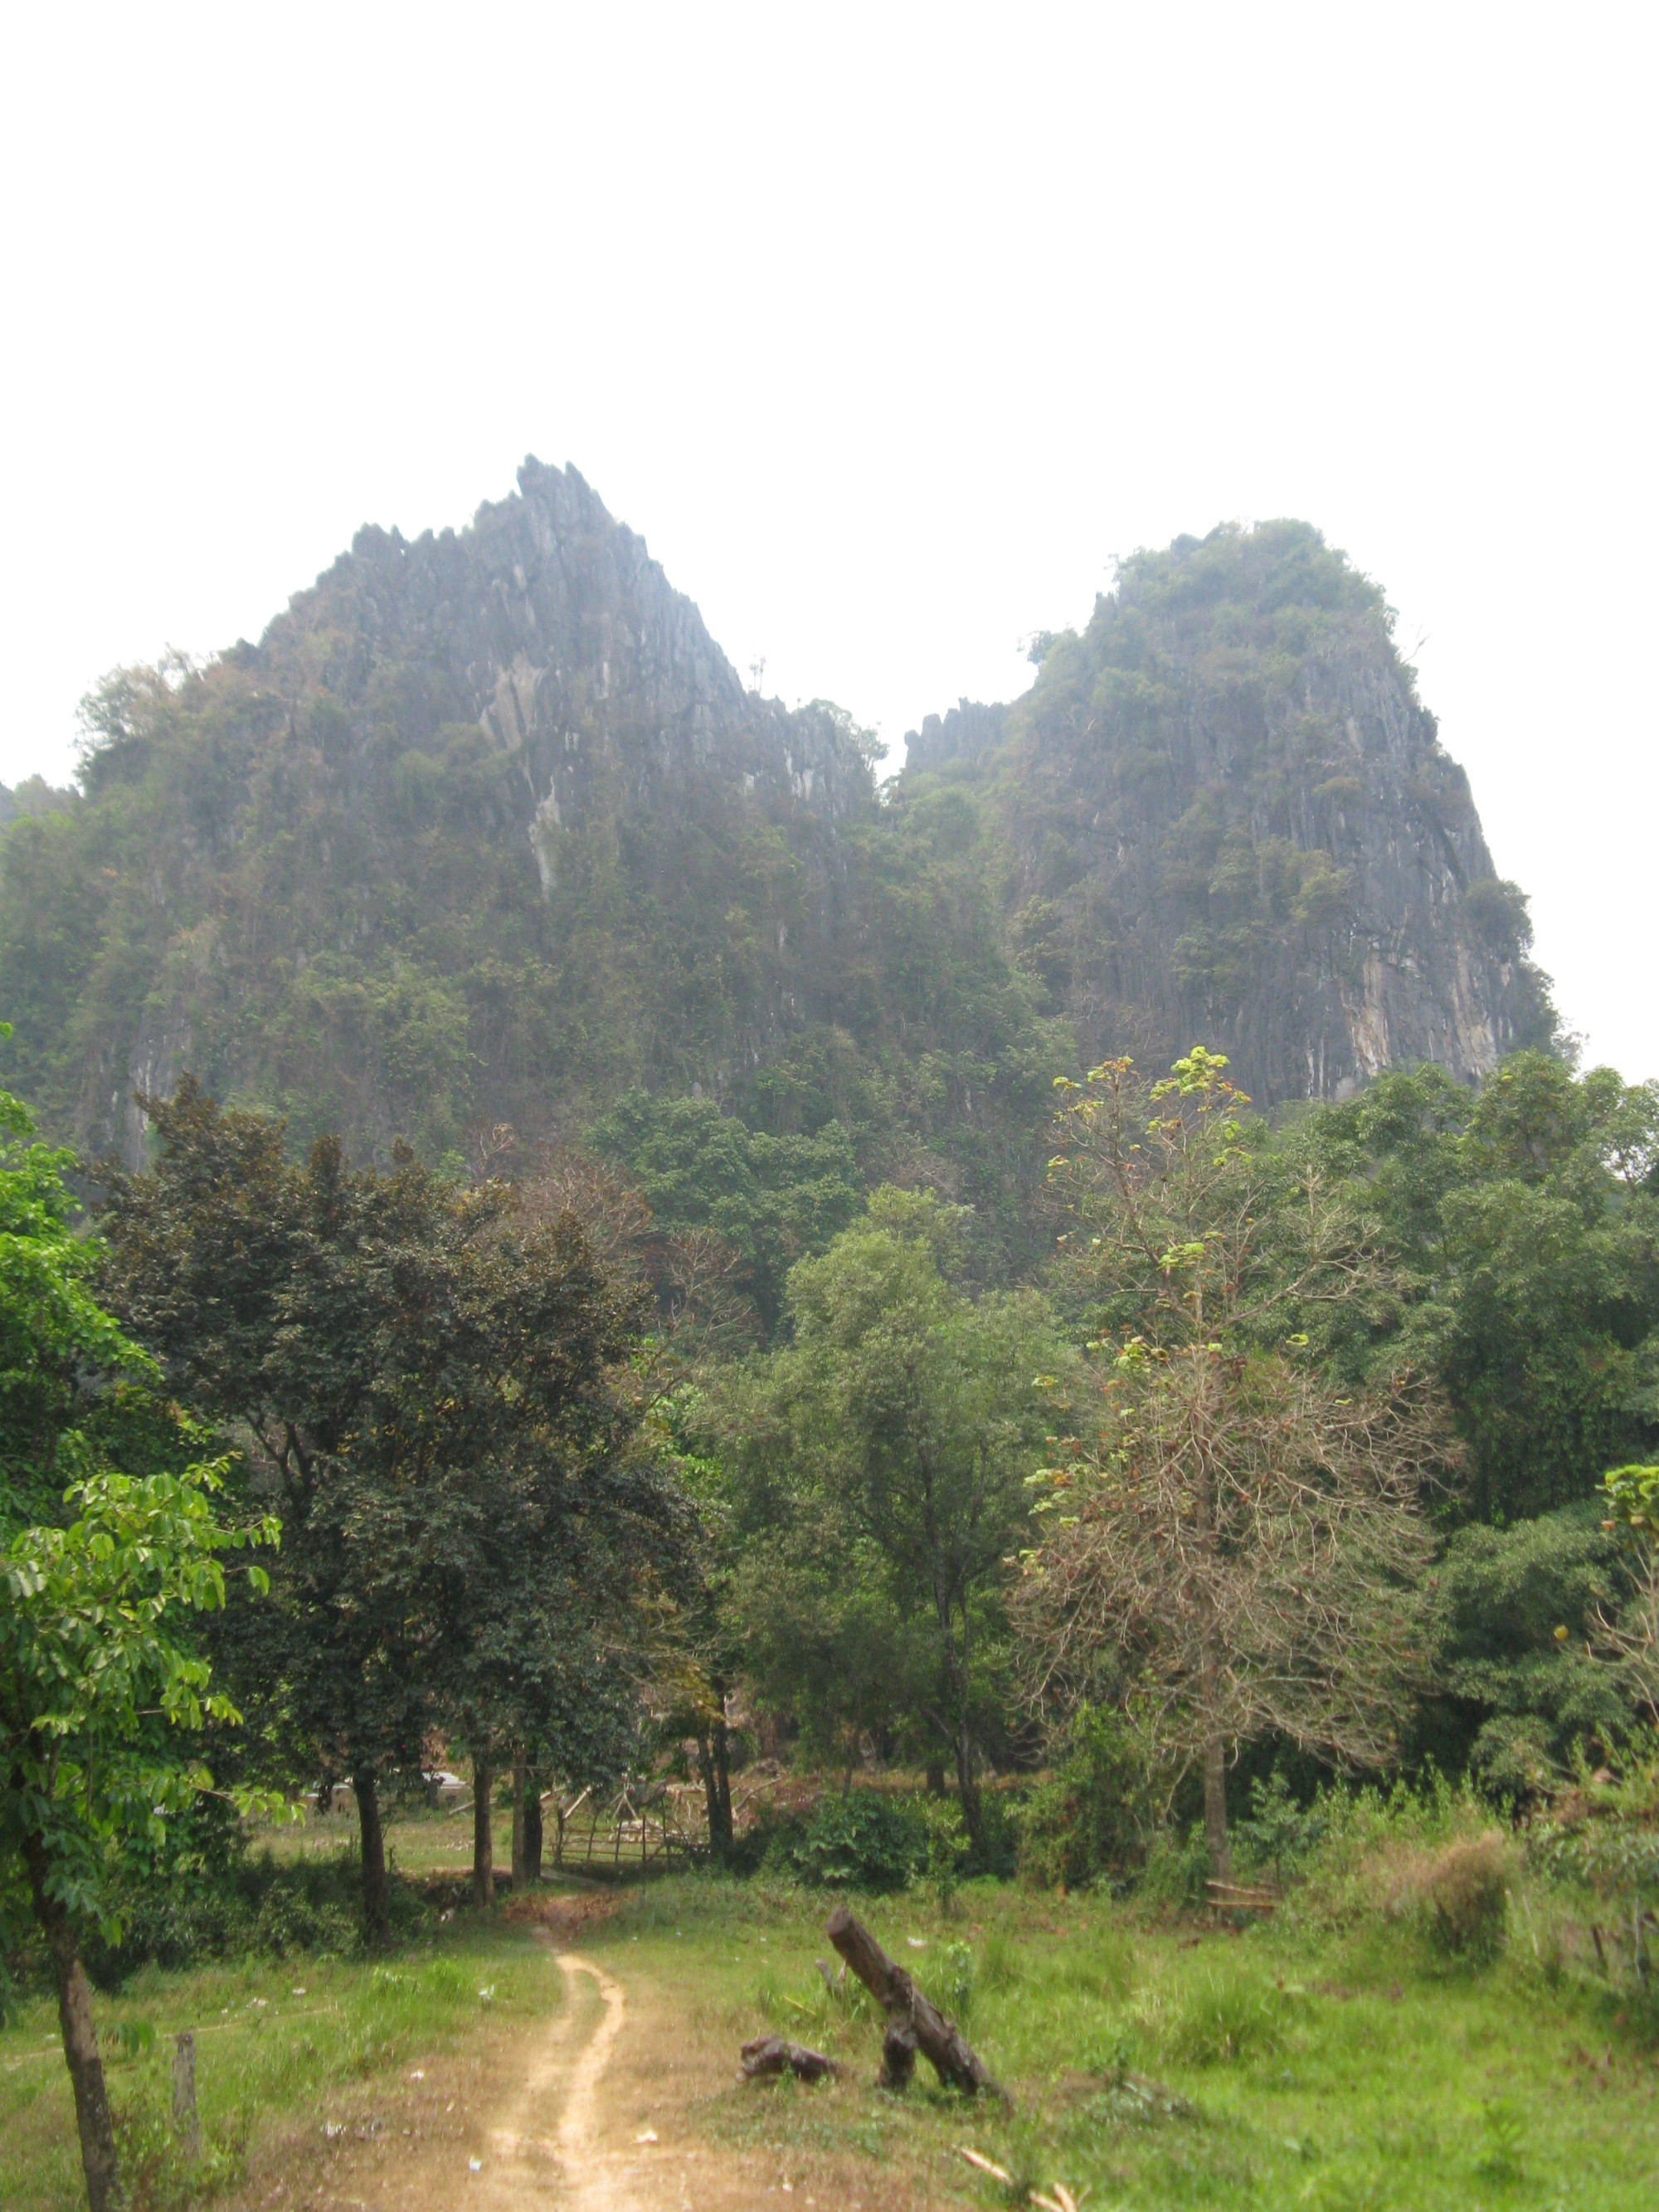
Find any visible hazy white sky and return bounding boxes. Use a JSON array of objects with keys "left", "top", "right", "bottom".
[{"left": 2, "top": 4, "right": 1653, "bottom": 1076}]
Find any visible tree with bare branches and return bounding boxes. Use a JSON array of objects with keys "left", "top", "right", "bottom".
[{"left": 1019, "top": 1050, "right": 1455, "bottom": 1877}]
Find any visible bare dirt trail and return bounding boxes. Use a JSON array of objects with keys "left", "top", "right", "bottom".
[
  {"left": 236, "top": 1914, "right": 941, "bottom": 2212},
  {"left": 476, "top": 1951, "right": 632, "bottom": 2212}
]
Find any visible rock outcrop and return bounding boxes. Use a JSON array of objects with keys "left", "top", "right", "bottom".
[{"left": 902, "top": 521, "right": 1554, "bottom": 1104}]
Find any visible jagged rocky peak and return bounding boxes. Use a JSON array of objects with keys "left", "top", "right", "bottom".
[
  {"left": 903, "top": 698, "right": 1010, "bottom": 777},
  {"left": 265, "top": 456, "right": 871, "bottom": 849},
  {"left": 901, "top": 520, "right": 1554, "bottom": 1105}
]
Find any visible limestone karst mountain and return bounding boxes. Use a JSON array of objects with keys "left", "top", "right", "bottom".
[
  {"left": 905, "top": 521, "right": 1553, "bottom": 1107},
  {"left": 0, "top": 468, "right": 1552, "bottom": 1254}
]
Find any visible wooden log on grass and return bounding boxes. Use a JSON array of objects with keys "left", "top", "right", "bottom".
[
  {"left": 825, "top": 1904, "right": 1002, "bottom": 2099},
  {"left": 739, "top": 2034, "right": 839, "bottom": 2083}
]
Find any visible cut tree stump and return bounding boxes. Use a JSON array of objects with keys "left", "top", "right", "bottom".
[
  {"left": 825, "top": 1905, "right": 1003, "bottom": 2099},
  {"left": 739, "top": 2035, "right": 839, "bottom": 2083}
]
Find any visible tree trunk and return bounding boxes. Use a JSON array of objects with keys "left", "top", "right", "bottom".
[
  {"left": 952, "top": 1720, "right": 983, "bottom": 1853},
  {"left": 713, "top": 1700, "right": 734, "bottom": 1855},
  {"left": 23, "top": 1830, "right": 121, "bottom": 2212},
  {"left": 825, "top": 1905, "right": 1001, "bottom": 2098},
  {"left": 1201, "top": 1732, "right": 1232, "bottom": 1883},
  {"left": 924, "top": 1758, "right": 946, "bottom": 1796},
  {"left": 739, "top": 2034, "right": 839, "bottom": 2083},
  {"left": 472, "top": 1755, "right": 494, "bottom": 1908},
  {"left": 510, "top": 1754, "right": 527, "bottom": 1887},
  {"left": 880, "top": 2019, "right": 918, "bottom": 2090},
  {"left": 937, "top": 1596, "right": 983, "bottom": 1854},
  {"left": 523, "top": 1782, "right": 543, "bottom": 1884},
  {"left": 354, "top": 1766, "right": 389, "bottom": 1942},
  {"left": 697, "top": 1708, "right": 735, "bottom": 1860}
]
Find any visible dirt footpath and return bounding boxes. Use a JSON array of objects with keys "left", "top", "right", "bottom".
[{"left": 234, "top": 1915, "right": 936, "bottom": 2212}]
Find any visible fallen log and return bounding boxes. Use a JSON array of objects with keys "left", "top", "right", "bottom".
[
  {"left": 825, "top": 1904, "right": 1002, "bottom": 2099},
  {"left": 739, "top": 2034, "right": 839, "bottom": 2084}
]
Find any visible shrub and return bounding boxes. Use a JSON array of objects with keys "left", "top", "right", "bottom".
[
  {"left": 1409, "top": 1833, "right": 1510, "bottom": 1961},
  {"left": 85, "top": 1848, "right": 430, "bottom": 1984},
  {"left": 1234, "top": 1770, "right": 1329, "bottom": 1887},
  {"left": 1160, "top": 1966, "right": 1286, "bottom": 2065},
  {"left": 917, "top": 1796, "right": 970, "bottom": 1908},
  {"left": 1016, "top": 1707, "right": 1155, "bottom": 1890},
  {"left": 967, "top": 1787, "right": 1021, "bottom": 1880},
  {"left": 1136, "top": 1825, "right": 1212, "bottom": 1914},
  {"left": 788, "top": 1791, "right": 927, "bottom": 1890}
]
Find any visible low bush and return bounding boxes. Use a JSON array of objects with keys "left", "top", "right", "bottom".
[
  {"left": 786, "top": 1791, "right": 927, "bottom": 1890},
  {"left": 1156, "top": 1966, "right": 1287, "bottom": 2066},
  {"left": 1015, "top": 1707, "right": 1155, "bottom": 1891},
  {"left": 1408, "top": 1833, "right": 1511, "bottom": 1961},
  {"left": 85, "top": 1849, "right": 431, "bottom": 1985},
  {"left": 1136, "top": 1825, "right": 1212, "bottom": 1914}
]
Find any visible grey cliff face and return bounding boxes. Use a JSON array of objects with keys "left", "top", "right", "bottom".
[
  {"left": 902, "top": 523, "right": 1554, "bottom": 1108},
  {"left": 270, "top": 457, "right": 868, "bottom": 881}
]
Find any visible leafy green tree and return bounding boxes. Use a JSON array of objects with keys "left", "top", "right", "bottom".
[
  {"left": 1, "top": 1037, "right": 155, "bottom": 1534},
  {"left": 100, "top": 1081, "right": 681, "bottom": 1933},
  {"left": 1303, "top": 1055, "right": 1659, "bottom": 1520},
  {"left": 590, "top": 1089, "right": 863, "bottom": 1333},
  {"left": 1590, "top": 1463, "right": 1659, "bottom": 1725},
  {"left": 1424, "top": 1506, "right": 1624, "bottom": 1794},
  {"left": 0, "top": 1047, "right": 273, "bottom": 2212},
  {"left": 718, "top": 1188, "right": 1062, "bottom": 1847}
]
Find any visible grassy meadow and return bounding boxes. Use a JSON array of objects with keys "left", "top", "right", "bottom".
[
  {"left": 5, "top": 1811, "right": 1659, "bottom": 2212},
  {"left": 608, "top": 1870, "right": 1659, "bottom": 2212}
]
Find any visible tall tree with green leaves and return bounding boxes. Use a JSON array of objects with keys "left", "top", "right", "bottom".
[
  {"left": 1301, "top": 1053, "right": 1659, "bottom": 1520},
  {"left": 101, "top": 1080, "right": 683, "bottom": 1932},
  {"left": 718, "top": 1189, "right": 1063, "bottom": 1847},
  {"left": 1, "top": 1040, "right": 275, "bottom": 2212}
]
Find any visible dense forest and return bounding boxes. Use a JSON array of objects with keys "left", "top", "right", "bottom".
[{"left": 4, "top": 470, "right": 1657, "bottom": 2209}]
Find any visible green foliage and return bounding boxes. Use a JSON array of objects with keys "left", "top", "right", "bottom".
[
  {"left": 590, "top": 1089, "right": 862, "bottom": 1329},
  {"left": 0, "top": 1040, "right": 158, "bottom": 1533},
  {"left": 82, "top": 1849, "right": 427, "bottom": 1984},
  {"left": 1233, "top": 1769, "right": 1330, "bottom": 1887},
  {"left": 916, "top": 1795, "right": 970, "bottom": 1908},
  {"left": 785, "top": 1791, "right": 927, "bottom": 1891},
  {"left": 714, "top": 1196, "right": 1065, "bottom": 1844},
  {"left": 0, "top": 1062, "right": 278, "bottom": 1948},
  {"left": 97, "top": 1079, "right": 681, "bottom": 1929},
  {"left": 1306, "top": 1055, "right": 1659, "bottom": 1522},
  {"left": 1423, "top": 1505, "right": 1624, "bottom": 1792},
  {"left": 0, "top": 1459, "right": 276, "bottom": 1940},
  {"left": 1015, "top": 1706, "right": 1155, "bottom": 1891}
]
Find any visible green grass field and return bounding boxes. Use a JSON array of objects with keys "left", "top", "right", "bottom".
[
  {"left": 598, "top": 1873, "right": 1659, "bottom": 2211},
  {"left": 4, "top": 1841, "right": 1657, "bottom": 2210}
]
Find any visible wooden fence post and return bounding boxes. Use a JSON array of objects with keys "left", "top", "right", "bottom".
[{"left": 172, "top": 2032, "right": 200, "bottom": 2159}]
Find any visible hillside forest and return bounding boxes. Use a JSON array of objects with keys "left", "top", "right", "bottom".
[{"left": 3, "top": 475, "right": 1659, "bottom": 2210}]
